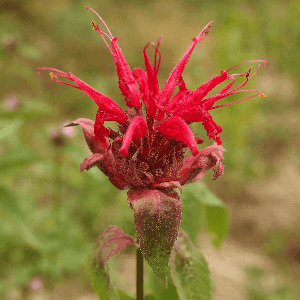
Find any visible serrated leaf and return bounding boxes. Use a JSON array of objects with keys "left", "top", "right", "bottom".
[
  {"left": 89, "top": 226, "right": 135, "bottom": 300},
  {"left": 127, "top": 188, "right": 182, "bottom": 288},
  {"left": 170, "top": 229, "right": 212, "bottom": 300},
  {"left": 182, "top": 183, "right": 228, "bottom": 248}
]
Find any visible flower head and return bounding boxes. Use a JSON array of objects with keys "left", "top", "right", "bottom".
[
  {"left": 37, "top": 8, "right": 269, "bottom": 285},
  {"left": 37, "top": 7, "right": 268, "bottom": 191}
]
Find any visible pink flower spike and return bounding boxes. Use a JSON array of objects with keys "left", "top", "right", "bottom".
[
  {"left": 158, "top": 116, "right": 199, "bottom": 156},
  {"left": 119, "top": 116, "right": 148, "bottom": 156}
]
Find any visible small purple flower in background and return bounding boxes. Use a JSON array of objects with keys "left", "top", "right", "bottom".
[
  {"left": 37, "top": 7, "right": 268, "bottom": 285},
  {"left": 28, "top": 277, "right": 44, "bottom": 292},
  {"left": 4, "top": 95, "right": 19, "bottom": 111}
]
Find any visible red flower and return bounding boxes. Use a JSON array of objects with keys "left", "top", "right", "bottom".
[{"left": 37, "top": 7, "right": 268, "bottom": 191}]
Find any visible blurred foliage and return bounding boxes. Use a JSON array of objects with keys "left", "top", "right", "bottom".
[
  {"left": 1, "top": 0, "right": 300, "bottom": 299},
  {"left": 245, "top": 266, "right": 300, "bottom": 300}
]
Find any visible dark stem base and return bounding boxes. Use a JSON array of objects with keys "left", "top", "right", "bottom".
[{"left": 136, "top": 247, "right": 144, "bottom": 300}]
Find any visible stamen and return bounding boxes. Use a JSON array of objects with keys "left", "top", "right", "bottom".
[
  {"left": 86, "top": 6, "right": 113, "bottom": 40},
  {"left": 259, "top": 92, "right": 266, "bottom": 98},
  {"left": 90, "top": 20, "right": 113, "bottom": 56},
  {"left": 196, "top": 20, "right": 214, "bottom": 41},
  {"left": 226, "top": 60, "right": 269, "bottom": 73},
  {"left": 49, "top": 72, "right": 58, "bottom": 80},
  {"left": 211, "top": 90, "right": 266, "bottom": 109},
  {"left": 152, "top": 37, "right": 162, "bottom": 74}
]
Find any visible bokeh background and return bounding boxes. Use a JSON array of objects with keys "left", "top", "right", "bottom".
[{"left": 1, "top": 0, "right": 300, "bottom": 299}]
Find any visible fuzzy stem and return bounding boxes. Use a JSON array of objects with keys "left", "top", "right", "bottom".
[{"left": 136, "top": 245, "right": 144, "bottom": 300}]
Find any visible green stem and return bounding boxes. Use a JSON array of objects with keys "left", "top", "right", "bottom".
[{"left": 136, "top": 246, "right": 144, "bottom": 300}]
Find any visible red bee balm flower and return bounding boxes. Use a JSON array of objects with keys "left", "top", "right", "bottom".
[{"left": 37, "top": 7, "right": 268, "bottom": 284}]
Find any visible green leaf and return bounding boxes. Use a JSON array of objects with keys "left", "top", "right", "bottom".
[
  {"left": 181, "top": 187, "right": 205, "bottom": 243},
  {"left": 204, "top": 204, "right": 228, "bottom": 248},
  {"left": 89, "top": 258, "right": 119, "bottom": 300},
  {"left": 182, "top": 183, "right": 228, "bottom": 248},
  {"left": 89, "top": 226, "right": 135, "bottom": 300},
  {"left": 128, "top": 188, "right": 182, "bottom": 287},
  {"left": 149, "top": 268, "right": 180, "bottom": 300},
  {"left": 144, "top": 294, "right": 159, "bottom": 300},
  {"left": 116, "top": 288, "right": 135, "bottom": 300},
  {"left": 170, "top": 229, "right": 212, "bottom": 300}
]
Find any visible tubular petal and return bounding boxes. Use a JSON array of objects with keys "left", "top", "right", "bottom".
[
  {"left": 132, "top": 68, "right": 149, "bottom": 108},
  {"left": 37, "top": 67, "right": 127, "bottom": 125},
  {"left": 64, "top": 118, "right": 108, "bottom": 154},
  {"left": 158, "top": 116, "right": 199, "bottom": 156},
  {"left": 156, "top": 21, "right": 214, "bottom": 114},
  {"left": 119, "top": 116, "right": 148, "bottom": 155},
  {"left": 111, "top": 38, "right": 141, "bottom": 109},
  {"left": 142, "top": 40, "right": 161, "bottom": 118}
]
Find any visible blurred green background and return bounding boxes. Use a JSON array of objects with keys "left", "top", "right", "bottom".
[{"left": 1, "top": 0, "right": 300, "bottom": 299}]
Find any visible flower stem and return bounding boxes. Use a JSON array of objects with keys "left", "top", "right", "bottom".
[{"left": 136, "top": 245, "right": 144, "bottom": 300}]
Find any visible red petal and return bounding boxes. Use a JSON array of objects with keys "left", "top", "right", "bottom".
[
  {"left": 132, "top": 68, "right": 149, "bottom": 108},
  {"left": 178, "top": 143, "right": 225, "bottom": 184},
  {"left": 172, "top": 102, "right": 223, "bottom": 144},
  {"left": 80, "top": 153, "right": 105, "bottom": 172},
  {"left": 156, "top": 21, "right": 214, "bottom": 114},
  {"left": 166, "top": 75, "right": 190, "bottom": 113},
  {"left": 111, "top": 38, "right": 141, "bottom": 109},
  {"left": 142, "top": 40, "right": 162, "bottom": 118},
  {"left": 37, "top": 68, "right": 127, "bottom": 125},
  {"left": 94, "top": 111, "right": 110, "bottom": 148},
  {"left": 158, "top": 116, "right": 199, "bottom": 156},
  {"left": 119, "top": 116, "right": 148, "bottom": 155},
  {"left": 184, "top": 70, "right": 228, "bottom": 106},
  {"left": 64, "top": 118, "right": 108, "bottom": 153}
]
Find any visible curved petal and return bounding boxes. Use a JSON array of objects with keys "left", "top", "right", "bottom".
[
  {"left": 158, "top": 116, "right": 199, "bottom": 156},
  {"left": 167, "top": 76, "right": 190, "bottom": 113},
  {"left": 94, "top": 111, "right": 111, "bottom": 148},
  {"left": 119, "top": 116, "right": 148, "bottom": 155},
  {"left": 80, "top": 153, "right": 105, "bottom": 172},
  {"left": 132, "top": 68, "right": 149, "bottom": 108},
  {"left": 37, "top": 68, "right": 127, "bottom": 125},
  {"left": 64, "top": 118, "right": 108, "bottom": 154},
  {"left": 111, "top": 38, "right": 141, "bottom": 109},
  {"left": 143, "top": 39, "right": 161, "bottom": 99},
  {"left": 183, "top": 70, "right": 228, "bottom": 106},
  {"left": 156, "top": 21, "right": 214, "bottom": 116},
  {"left": 178, "top": 143, "right": 225, "bottom": 184}
]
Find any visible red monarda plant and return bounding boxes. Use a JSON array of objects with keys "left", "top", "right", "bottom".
[{"left": 38, "top": 6, "right": 268, "bottom": 297}]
